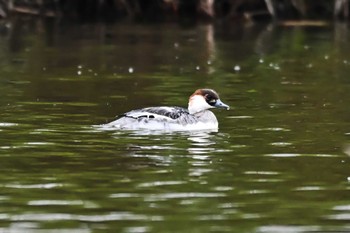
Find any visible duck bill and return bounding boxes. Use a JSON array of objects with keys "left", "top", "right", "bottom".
[{"left": 214, "top": 99, "right": 230, "bottom": 110}]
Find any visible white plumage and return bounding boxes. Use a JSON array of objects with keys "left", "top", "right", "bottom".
[{"left": 103, "top": 89, "right": 229, "bottom": 131}]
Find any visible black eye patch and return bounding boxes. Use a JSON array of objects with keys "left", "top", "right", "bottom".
[{"left": 205, "top": 94, "right": 217, "bottom": 105}]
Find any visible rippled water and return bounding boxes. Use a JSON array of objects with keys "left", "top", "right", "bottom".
[{"left": 1, "top": 19, "right": 350, "bottom": 232}]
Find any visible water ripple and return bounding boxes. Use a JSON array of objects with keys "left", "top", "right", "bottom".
[
  {"left": 264, "top": 153, "right": 300, "bottom": 157},
  {"left": 294, "top": 186, "right": 324, "bottom": 191},
  {"left": 270, "top": 142, "right": 292, "bottom": 147},
  {"left": 0, "top": 122, "right": 18, "bottom": 127},
  {"left": 244, "top": 171, "right": 280, "bottom": 175},
  {"left": 28, "top": 200, "right": 84, "bottom": 206},
  {"left": 4, "top": 183, "right": 64, "bottom": 189},
  {"left": 0, "top": 228, "right": 89, "bottom": 233},
  {"left": 143, "top": 192, "right": 226, "bottom": 201},
  {"left": 326, "top": 213, "right": 350, "bottom": 220},
  {"left": 257, "top": 225, "right": 321, "bottom": 233},
  {"left": 333, "top": 204, "right": 350, "bottom": 211},
  {"left": 6, "top": 212, "right": 162, "bottom": 222},
  {"left": 256, "top": 127, "right": 291, "bottom": 132},
  {"left": 137, "top": 181, "right": 186, "bottom": 188},
  {"left": 264, "top": 153, "right": 341, "bottom": 158}
]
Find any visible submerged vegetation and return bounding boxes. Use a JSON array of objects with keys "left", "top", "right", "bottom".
[{"left": 0, "top": 0, "right": 350, "bottom": 23}]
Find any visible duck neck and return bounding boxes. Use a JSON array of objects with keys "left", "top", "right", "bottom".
[
  {"left": 188, "top": 95, "right": 211, "bottom": 114},
  {"left": 188, "top": 106, "right": 201, "bottom": 115}
]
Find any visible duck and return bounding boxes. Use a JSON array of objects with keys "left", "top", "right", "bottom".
[{"left": 104, "top": 88, "right": 229, "bottom": 131}]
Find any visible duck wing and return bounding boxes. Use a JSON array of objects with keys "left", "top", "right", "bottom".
[{"left": 120, "top": 106, "right": 190, "bottom": 120}]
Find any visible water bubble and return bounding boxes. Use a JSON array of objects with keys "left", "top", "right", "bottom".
[
  {"left": 77, "top": 70, "right": 82, "bottom": 75},
  {"left": 196, "top": 66, "right": 200, "bottom": 71},
  {"left": 259, "top": 59, "right": 264, "bottom": 63},
  {"left": 77, "top": 65, "right": 83, "bottom": 69},
  {"left": 233, "top": 65, "right": 240, "bottom": 71},
  {"left": 324, "top": 55, "right": 329, "bottom": 60},
  {"left": 128, "top": 67, "right": 134, "bottom": 73}
]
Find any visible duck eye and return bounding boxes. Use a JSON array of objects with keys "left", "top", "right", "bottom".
[
  {"left": 205, "top": 94, "right": 217, "bottom": 105},
  {"left": 205, "top": 94, "right": 212, "bottom": 100}
]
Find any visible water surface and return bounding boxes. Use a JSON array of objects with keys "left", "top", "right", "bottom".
[{"left": 0, "top": 19, "right": 350, "bottom": 232}]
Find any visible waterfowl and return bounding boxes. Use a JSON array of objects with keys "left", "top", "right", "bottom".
[{"left": 104, "top": 88, "right": 229, "bottom": 131}]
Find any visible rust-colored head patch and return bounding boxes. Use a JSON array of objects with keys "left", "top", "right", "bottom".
[{"left": 191, "top": 89, "right": 220, "bottom": 106}]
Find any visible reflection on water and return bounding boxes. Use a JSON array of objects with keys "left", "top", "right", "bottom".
[{"left": 0, "top": 17, "right": 350, "bottom": 232}]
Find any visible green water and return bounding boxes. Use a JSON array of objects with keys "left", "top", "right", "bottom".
[{"left": 0, "top": 19, "right": 350, "bottom": 232}]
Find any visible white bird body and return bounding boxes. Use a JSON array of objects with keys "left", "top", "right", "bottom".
[{"left": 104, "top": 89, "right": 229, "bottom": 131}]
